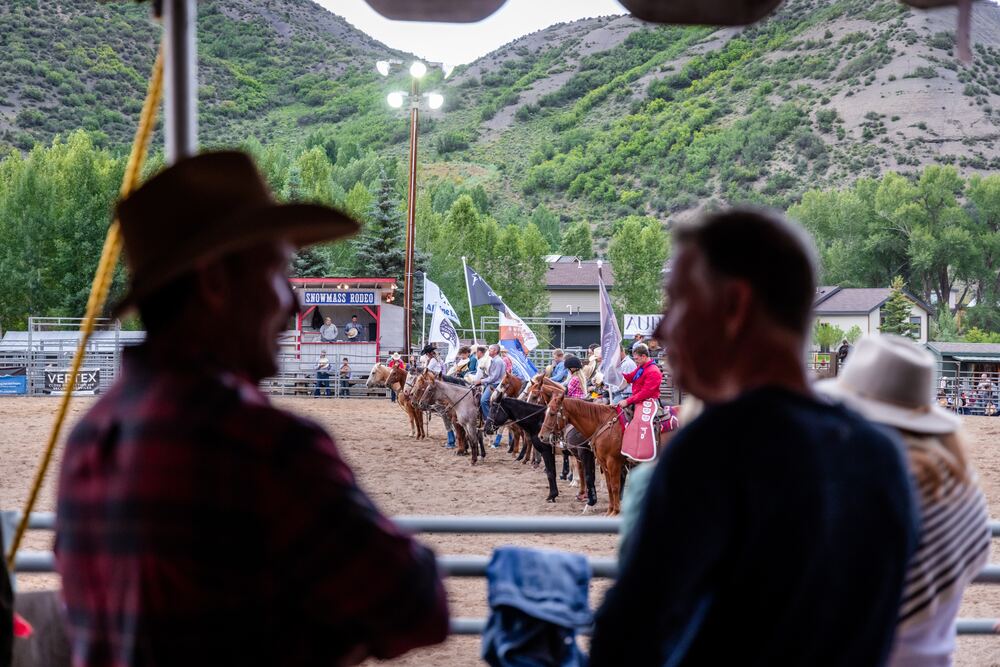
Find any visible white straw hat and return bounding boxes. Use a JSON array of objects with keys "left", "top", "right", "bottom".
[{"left": 816, "top": 335, "right": 960, "bottom": 435}]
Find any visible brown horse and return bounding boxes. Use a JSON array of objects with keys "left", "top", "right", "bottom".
[
  {"left": 366, "top": 364, "right": 426, "bottom": 439},
  {"left": 524, "top": 375, "right": 598, "bottom": 505},
  {"left": 410, "top": 371, "right": 468, "bottom": 453},
  {"left": 539, "top": 394, "right": 678, "bottom": 515}
]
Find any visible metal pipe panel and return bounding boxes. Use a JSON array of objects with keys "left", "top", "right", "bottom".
[
  {"left": 163, "top": 0, "right": 198, "bottom": 162},
  {"left": 394, "top": 515, "right": 621, "bottom": 534}
]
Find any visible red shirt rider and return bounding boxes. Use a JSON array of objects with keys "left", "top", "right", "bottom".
[{"left": 622, "top": 344, "right": 662, "bottom": 407}]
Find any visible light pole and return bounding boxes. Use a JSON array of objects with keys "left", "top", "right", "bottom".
[{"left": 380, "top": 60, "right": 444, "bottom": 356}]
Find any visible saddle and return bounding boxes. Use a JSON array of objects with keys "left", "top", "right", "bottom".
[{"left": 620, "top": 400, "right": 680, "bottom": 462}]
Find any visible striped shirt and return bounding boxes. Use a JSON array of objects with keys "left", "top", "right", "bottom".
[{"left": 890, "top": 444, "right": 991, "bottom": 666}]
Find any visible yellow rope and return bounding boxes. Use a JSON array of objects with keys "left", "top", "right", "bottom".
[{"left": 6, "top": 41, "right": 166, "bottom": 569}]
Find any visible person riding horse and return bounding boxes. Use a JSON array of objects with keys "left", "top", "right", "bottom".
[{"left": 618, "top": 343, "right": 663, "bottom": 422}]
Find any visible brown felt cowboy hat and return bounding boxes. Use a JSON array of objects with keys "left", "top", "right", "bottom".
[{"left": 113, "top": 150, "right": 359, "bottom": 314}]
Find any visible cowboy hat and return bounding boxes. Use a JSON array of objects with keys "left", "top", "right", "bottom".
[
  {"left": 816, "top": 335, "right": 960, "bottom": 435},
  {"left": 420, "top": 344, "right": 437, "bottom": 356},
  {"left": 391, "top": 352, "right": 402, "bottom": 361},
  {"left": 346, "top": 326, "right": 360, "bottom": 339},
  {"left": 113, "top": 151, "right": 358, "bottom": 313},
  {"left": 564, "top": 355, "right": 583, "bottom": 372}
]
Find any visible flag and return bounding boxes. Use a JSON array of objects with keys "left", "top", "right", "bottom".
[
  {"left": 499, "top": 340, "right": 538, "bottom": 380},
  {"left": 429, "top": 305, "right": 460, "bottom": 363},
  {"left": 599, "top": 265, "right": 624, "bottom": 388},
  {"left": 423, "top": 275, "right": 461, "bottom": 325},
  {"left": 464, "top": 264, "right": 506, "bottom": 311},
  {"left": 499, "top": 308, "right": 539, "bottom": 352},
  {"left": 499, "top": 307, "right": 539, "bottom": 379}
]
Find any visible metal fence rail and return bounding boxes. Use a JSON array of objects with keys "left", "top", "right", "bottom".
[{"left": 5, "top": 513, "right": 1000, "bottom": 636}]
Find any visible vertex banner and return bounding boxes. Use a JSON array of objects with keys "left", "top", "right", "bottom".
[{"left": 44, "top": 368, "right": 101, "bottom": 395}]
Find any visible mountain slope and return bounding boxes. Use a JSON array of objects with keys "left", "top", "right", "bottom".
[{"left": 2, "top": 0, "right": 1000, "bottom": 232}]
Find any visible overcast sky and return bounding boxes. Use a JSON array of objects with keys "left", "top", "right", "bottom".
[{"left": 316, "top": 0, "right": 627, "bottom": 66}]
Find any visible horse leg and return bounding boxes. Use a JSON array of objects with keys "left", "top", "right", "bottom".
[
  {"left": 560, "top": 449, "right": 570, "bottom": 480},
  {"left": 538, "top": 441, "right": 558, "bottom": 502},
  {"left": 606, "top": 455, "right": 623, "bottom": 516},
  {"left": 507, "top": 427, "right": 517, "bottom": 454},
  {"left": 516, "top": 435, "right": 530, "bottom": 462},
  {"left": 584, "top": 449, "right": 598, "bottom": 507}
]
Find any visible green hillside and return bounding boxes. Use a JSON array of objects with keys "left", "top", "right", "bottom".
[{"left": 4, "top": 0, "right": 1000, "bottom": 334}]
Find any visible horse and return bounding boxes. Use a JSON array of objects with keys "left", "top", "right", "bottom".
[
  {"left": 539, "top": 393, "right": 679, "bottom": 516},
  {"left": 366, "top": 364, "right": 425, "bottom": 439},
  {"left": 415, "top": 371, "right": 485, "bottom": 464},
  {"left": 485, "top": 396, "right": 564, "bottom": 503},
  {"left": 525, "top": 375, "right": 585, "bottom": 486},
  {"left": 410, "top": 371, "right": 467, "bottom": 453}
]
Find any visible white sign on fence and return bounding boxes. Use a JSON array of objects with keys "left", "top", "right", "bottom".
[{"left": 623, "top": 314, "right": 663, "bottom": 337}]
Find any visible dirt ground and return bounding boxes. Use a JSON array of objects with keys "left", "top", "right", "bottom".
[{"left": 2, "top": 396, "right": 999, "bottom": 665}]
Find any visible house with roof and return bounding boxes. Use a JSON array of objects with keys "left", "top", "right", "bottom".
[
  {"left": 814, "top": 286, "right": 932, "bottom": 345},
  {"left": 544, "top": 256, "right": 615, "bottom": 348},
  {"left": 926, "top": 342, "right": 1000, "bottom": 375}
]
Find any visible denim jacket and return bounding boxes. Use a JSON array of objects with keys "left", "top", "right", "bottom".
[{"left": 482, "top": 547, "right": 591, "bottom": 667}]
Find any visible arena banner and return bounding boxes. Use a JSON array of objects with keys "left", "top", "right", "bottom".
[
  {"left": 0, "top": 367, "right": 27, "bottom": 395},
  {"left": 623, "top": 314, "right": 663, "bottom": 337},
  {"left": 43, "top": 368, "right": 101, "bottom": 395},
  {"left": 302, "top": 291, "right": 376, "bottom": 306}
]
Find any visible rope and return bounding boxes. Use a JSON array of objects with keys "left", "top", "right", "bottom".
[{"left": 6, "top": 41, "right": 166, "bottom": 569}]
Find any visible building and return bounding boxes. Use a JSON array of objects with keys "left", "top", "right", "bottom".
[
  {"left": 814, "top": 286, "right": 932, "bottom": 345},
  {"left": 286, "top": 277, "right": 403, "bottom": 371},
  {"left": 544, "top": 256, "right": 614, "bottom": 348}
]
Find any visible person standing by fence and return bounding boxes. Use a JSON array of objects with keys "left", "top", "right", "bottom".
[
  {"left": 590, "top": 208, "right": 917, "bottom": 666},
  {"left": 314, "top": 350, "right": 332, "bottom": 398},
  {"left": 339, "top": 357, "right": 351, "bottom": 398},
  {"left": 817, "top": 336, "right": 990, "bottom": 667},
  {"left": 54, "top": 152, "right": 449, "bottom": 666}
]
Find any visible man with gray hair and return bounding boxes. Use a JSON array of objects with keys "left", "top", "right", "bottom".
[
  {"left": 590, "top": 208, "right": 918, "bottom": 666},
  {"left": 476, "top": 344, "right": 503, "bottom": 419}
]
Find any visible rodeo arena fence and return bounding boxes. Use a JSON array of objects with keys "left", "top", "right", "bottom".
[{"left": 3, "top": 511, "right": 1000, "bottom": 636}]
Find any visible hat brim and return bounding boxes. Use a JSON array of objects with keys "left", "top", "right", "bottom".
[
  {"left": 113, "top": 202, "right": 359, "bottom": 315},
  {"left": 815, "top": 378, "right": 961, "bottom": 436}
]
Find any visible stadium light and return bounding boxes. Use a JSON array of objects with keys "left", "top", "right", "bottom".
[
  {"left": 387, "top": 91, "right": 406, "bottom": 108},
  {"left": 426, "top": 92, "right": 444, "bottom": 110},
  {"left": 409, "top": 61, "right": 427, "bottom": 78}
]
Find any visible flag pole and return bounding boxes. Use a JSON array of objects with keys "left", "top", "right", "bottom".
[
  {"left": 421, "top": 272, "right": 428, "bottom": 351},
  {"left": 462, "top": 256, "right": 478, "bottom": 344}
]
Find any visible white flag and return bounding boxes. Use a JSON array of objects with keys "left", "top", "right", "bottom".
[
  {"left": 598, "top": 265, "right": 624, "bottom": 388},
  {"left": 423, "top": 276, "right": 461, "bottom": 325},
  {"left": 429, "top": 305, "right": 460, "bottom": 363},
  {"left": 498, "top": 307, "right": 539, "bottom": 352}
]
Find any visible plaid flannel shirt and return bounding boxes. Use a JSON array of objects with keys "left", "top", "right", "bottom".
[{"left": 55, "top": 346, "right": 448, "bottom": 666}]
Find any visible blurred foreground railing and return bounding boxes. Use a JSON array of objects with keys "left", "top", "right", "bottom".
[{"left": 5, "top": 513, "right": 1000, "bottom": 635}]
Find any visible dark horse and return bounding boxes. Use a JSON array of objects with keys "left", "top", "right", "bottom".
[{"left": 485, "top": 396, "right": 558, "bottom": 503}]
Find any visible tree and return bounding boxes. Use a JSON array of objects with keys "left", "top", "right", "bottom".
[
  {"left": 531, "top": 205, "right": 560, "bottom": 251},
  {"left": 880, "top": 276, "right": 918, "bottom": 339},
  {"left": 290, "top": 246, "right": 330, "bottom": 278},
  {"left": 845, "top": 325, "right": 863, "bottom": 345},
  {"left": 295, "top": 146, "right": 335, "bottom": 204},
  {"left": 608, "top": 217, "right": 668, "bottom": 315},
  {"left": 929, "top": 307, "right": 960, "bottom": 342},
  {"left": 559, "top": 221, "right": 594, "bottom": 259},
  {"left": 813, "top": 322, "right": 846, "bottom": 352},
  {"left": 343, "top": 181, "right": 373, "bottom": 220},
  {"left": 353, "top": 168, "right": 405, "bottom": 282},
  {"left": 518, "top": 223, "right": 551, "bottom": 317}
]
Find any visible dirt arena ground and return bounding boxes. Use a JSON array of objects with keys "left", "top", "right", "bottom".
[{"left": 2, "top": 396, "right": 999, "bottom": 665}]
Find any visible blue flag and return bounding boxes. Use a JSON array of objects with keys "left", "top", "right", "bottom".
[
  {"left": 499, "top": 339, "right": 538, "bottom": 380},
  {"left": 464, "top": 264, "right": 507, "bottom": 312}
]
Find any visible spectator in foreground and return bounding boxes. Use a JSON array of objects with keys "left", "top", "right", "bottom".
[
  {"left": 817, "top": 335, "right": 990, "bottom": 667},
  {"left": 589, "top": 208, "right": 918, "bottom": 666},
  {"left": 55, "top": 152, "right": 448, "bottom": 666}
]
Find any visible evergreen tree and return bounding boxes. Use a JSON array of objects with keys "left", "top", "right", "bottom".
[
  {"left": 353, "top": 168, "right": 405, "bottom": 282},
  {"left": 290, "top": 246, "right": 330, "bottom": 278},
  {"left": 559, "top": 221, "right": 594, "bottom": 259},
  {"left": 880, "top": 276, "right": 918, "bottom": 339},
  {"left": 931, "top": 307, "right": 961, "bottom": 342}
]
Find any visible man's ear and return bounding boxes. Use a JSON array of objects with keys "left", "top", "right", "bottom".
[
  {"left": 194, "top": 259, "right": 229, "bottom": 313},
  {"left": 721, "top": 279, "right": 753, "bottom": 341}
]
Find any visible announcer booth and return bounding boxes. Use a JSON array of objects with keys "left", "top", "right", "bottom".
[{"left": 285, "top": 278, "right": 404, "bottom": 375}]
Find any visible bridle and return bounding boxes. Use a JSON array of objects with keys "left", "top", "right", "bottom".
[
  {"left": 541, "top": 396, "right": 617, "bottom": 449},
  {"left": 486, "top": 398, "right": 546, "bottom": 433}
]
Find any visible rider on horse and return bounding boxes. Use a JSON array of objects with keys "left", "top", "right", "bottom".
[{"left": 618, "top": 343, "right": 663, "bottom": 422}]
